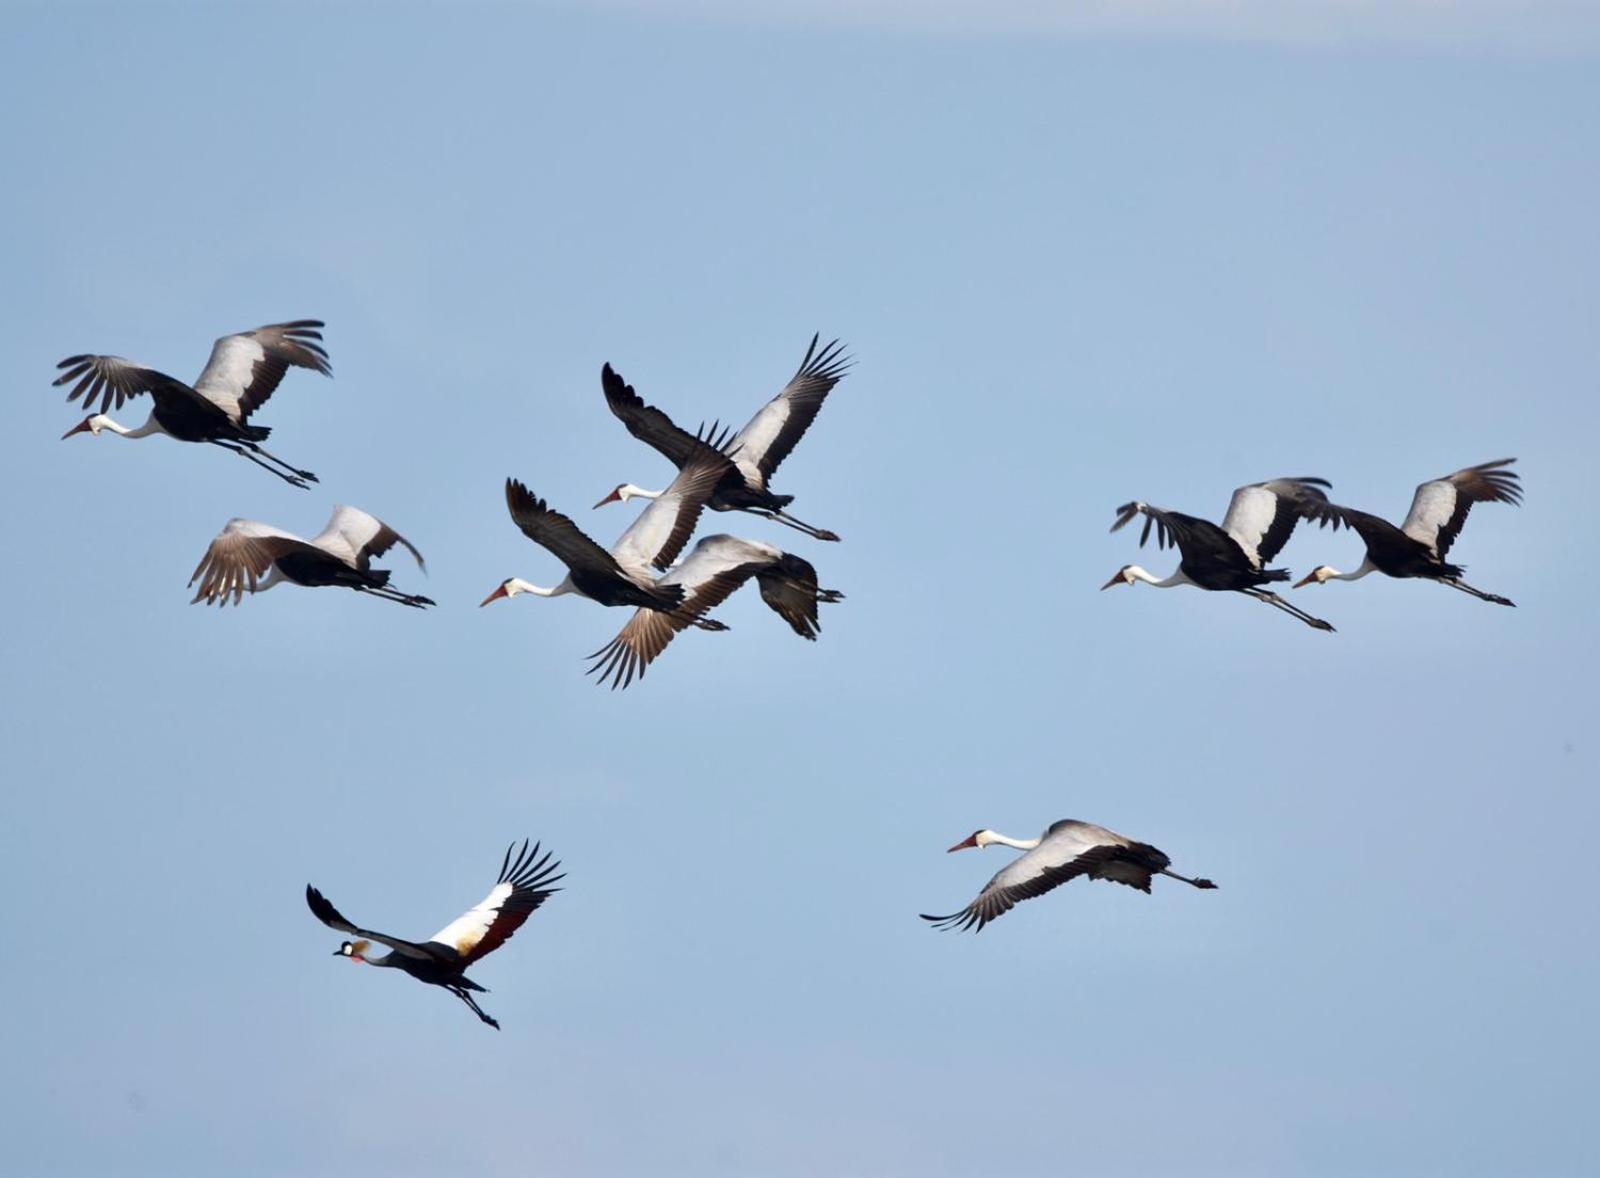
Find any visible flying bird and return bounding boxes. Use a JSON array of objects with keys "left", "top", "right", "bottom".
[
  {"left": 480, "top": 444, "right": 733, "bottom": 617},
  {"left": 55, "top": 320, "right": 329, "bottom": 488},
  {"left": 597, "top": 334, "right": 851, "bottom": 542},
  {"left": 1294, "top": 458, "right": 1521, "bottom": 606},
  {"left": 922, "top": 820, "right": 1216, "bottom": 933},
  {"left": 306, "top": 839, "right": 562, "bottom": 1029},
  {"left": 586, "top": 535, "right": 844, "bottom": 689},
  {"left": 189, "top": 504, "right": 433, "bottom": 608},
  {"left": 1103, "top": 477, "right": 1336, "bottom": 631}
]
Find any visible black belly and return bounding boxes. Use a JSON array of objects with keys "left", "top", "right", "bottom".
[{"left": 277, "top": 550, "right": 376, "bottom": 590}]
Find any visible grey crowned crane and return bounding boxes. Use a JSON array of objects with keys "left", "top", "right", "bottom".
[
  {"left": 307, "top": 839, "right": 562, "bottom": 1030},
  {"left": 586, "top": 535, "right": 844, "bottom": 690},
  {"left": 55, "top": 320, "right": 329, "bottom": 488},
  {"left": 1294, "top": 458, "right": 1521, "bottom": 607},
  {"left": 480, "top": 444, "right": 732, "bottom": 619},
  {"left": 595, "top": 334, "right": 851, "bottom": 542},
  {"left": 189, "top": 505, "right": 433, "bottom": 608},
  {"left": 1102, "top": 477, "right": 1337, "bottom": 632},
  {"left": 922, "top": 820, "right": 1217, "bottom": 933}
]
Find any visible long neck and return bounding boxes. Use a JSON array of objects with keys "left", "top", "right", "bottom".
[
  {"left": 360, "top": 951, "right": 398, "bottom": 968},
  {"left": 986, "top": 832, "right": 1043, "bottom": 851},
  {"left": 512, "top": 576, "right": 574, "bottom": 598},
  {"left": 1330, "top": 559, "right": 1377, "bottom": 582},
  {"left": 1127, "top": 565, "right": 1190, "bottom": 589},
  {"left": 97, "top": 413, "right": 164, "bottom": 439},
  {"left": 622, "top": 485, "right": 662, "bottom": 502}
]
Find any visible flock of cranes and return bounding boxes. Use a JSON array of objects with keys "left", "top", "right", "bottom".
[
  {"left": 1103, "top": 462, "right": 1521, "bottom": 630},
  {"left": 50, "top": 317, "right": 1526, "bottom": 1028}
]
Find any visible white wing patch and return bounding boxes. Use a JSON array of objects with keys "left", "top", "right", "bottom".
[
  {"left": 429, "top": 881, "right": 513, "bottom": 958},
  {"left": 310, "top": 505, "right": 385, "bottom": 568},
  {"left": 192, "top": 334, "right": 268, "bottom": 421},
  {"left": 1401, "top": 480, "right": 1457, "bottom": 553},
  {"left": 1219, "top": 484, "right": 1280, "bottom": 565},
  {"left": 729, "top": 400, "right": 792, "bottom": 488}
]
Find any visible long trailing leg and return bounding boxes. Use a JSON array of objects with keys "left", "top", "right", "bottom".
[
  {"left": 1160, "top": 868, "right": 1218, "bottom": 890},
  {"left": 1440, "top": 577, "right": 1515, "bottom": 607},
  {"left": 355, "top": 586, "right": 436, "bottom": 608},
  {"left": 241, "top": 440, "right": 318, "bottom": 484},
  {"left": 1239, "top": 588, "right": 1336, "bottom": 632},
  {"left": 449, "top": 986, "right": 500, "bottom": 1030},
  {"left": 745, "top": 508, "right": 840, "bottom": 543},
  {"left": 210, "top": 440, "right": 310, "bottom": 488}
]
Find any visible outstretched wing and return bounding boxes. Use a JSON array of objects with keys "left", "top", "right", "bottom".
[
  {"left": 601, "top": 362, "right": 707, "bottom": 470},
  {"left": 728, "top": 335, "right": 851, "bottom": 485},
  {"left": 1220, "top": 477, "right": 1332, "bottom": 566},
  {"left": 428, "top": 840, "right": 564, "bottom": 967},
  {"left": 608, "top": 444, "right": 736, "bottom": 575},
  {"left": 310, "top": 505, "right": 426, "bottom": 572},
  {"left": 505, "top": 479, "right": 631, "bottom": 582},
  {"left": 52, "top": 354, "right": 195, "bottom": 414},
  {"left": 1401, "top": 458, "right": 1521, "bottom": 558},
  {"left": 188, "top": 518, "right": 312, "bottom": 606},
  {"left": 1109, "top": 500, "right": 1246, "bottom": 567},
  {"left": 921, "top": 822, "right": 1157, "bottom": 933},
  {"left": 755, "top": 552, "right": 835, "bottom": 640},
  {"left": 192, "top": 320, "right": 331, "bottom": 423},
  {"left": 586, "top": 535, "right": 778, "bottom": 689},
  {"left": 304, "top": 884, "right": 439, "bottom": 960}
]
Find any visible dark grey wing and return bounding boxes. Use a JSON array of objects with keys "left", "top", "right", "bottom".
[
  {"left": 53, "top": 354, "right": 193, "bottom": 414},
  {"left": 304, "top": 884, "right": 440, "bottom": 960},
  {"left": 504, "top": 479, "right": 631, "bottom": 581},
  {"left": 601, "top": 362, "right": 706, "bottom": 470}
]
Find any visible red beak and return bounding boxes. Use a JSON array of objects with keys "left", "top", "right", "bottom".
[
  {"left": 479, "top": 584, "right": 510, "bottom": 607},
  {"left": 947, "top": 834, "right": 979, "bottom": 853},
  {"left": 61, "top": 418, "right": 94, "bottom": 440},
  {"left": 593, "top": 489, "right": 621, "bottom": 509},
  {"left": 1100, "top": 572, "right": 1125, "bottom": 591}
]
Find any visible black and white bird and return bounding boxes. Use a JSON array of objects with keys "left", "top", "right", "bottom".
[
  {"left": 1294, "top": 458, "right": 1521, "bottom": 607},
  {"left": 586, "top": 535, "right": 844, "bottom": 690},
  {"left": 189, "top": 505, "right": 433, "bottom": 608},
  {"left": 55, "top": 320, "right": 329, "bottom": 488},
  {"left": 596, "top": 335, "right": 851, "bottom": 542},
  {"left": 480, "top": 444, "right": 733, "bottom": 617},
  {"left": 306, "top": 839, "right": 562, "bottom": 1030},
  {"left": 1102, "top": 477, "right": 1337, "bottom": 631},
  {"left": 922, "top": 821, "right": 1217, "bottom": 933}
]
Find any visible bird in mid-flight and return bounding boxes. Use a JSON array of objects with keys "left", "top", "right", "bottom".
[
  {"left": 306, "top": 839, "right": 563, "bottom": 1029},
  {"left": 55, "top": 320, "right": 330, "bottom": 488},
  {"left": 1295, "top": 458, "right": 1521, "bottom": 607},
  {"left": 922, "top": 819, "right": 1216, "bottom": 933}
]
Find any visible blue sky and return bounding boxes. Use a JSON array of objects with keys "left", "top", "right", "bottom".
[{"left": 2, "top": 3, "right": 1596, "bottom": 1175}]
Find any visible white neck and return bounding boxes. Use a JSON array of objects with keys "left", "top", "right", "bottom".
[
  {"left": 1327, "top": 559, "right": 1377, "bottom": 583},
  {"left": 983, "top": 831, "right": 1043, "bottom": 851},
  {"left": 511, "top": 575, "right": 574, "bottom": 599},
  {"left": 1126, "top": 565, "right": 1190, "bottom": 589},
  {"left": 97, "top": 413, "right": 164, "bottom": 439},
  {"left": 620, "top": 485, "right": 662, "bottom": 503}
]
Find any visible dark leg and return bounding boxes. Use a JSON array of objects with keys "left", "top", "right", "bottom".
[
  {"left": 745, "top": 508, "right": 840, "bottom": 543},
  {"left": 1441, "top": 578, "right": 1515, "bottom": 607},
  {"left": 1160, "top": 868, "right": 1218, "bottom": 890},
  {"left": 450, "top": 986, "right": 500, "bottom": 1030},
  {"left": 242, "top": 440, "right": 318, "bottom": 484},
  {"left": 817, "top": 588, "right": 846, "bottom": 604},
  {"left": 354, "top": 586, "right": 435, "bottom": 608},
  {"left": 210, "top": 440, "right": 310, "bottom": 488},
  {"left": 1240, "top": 588, "right": 1336, "bottom": 632},
  {"left": 691, "top": 617, "right": 730, "bottom": 632}
]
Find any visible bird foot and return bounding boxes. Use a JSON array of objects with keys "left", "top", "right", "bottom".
[{"left": 813, "top": 529, "right": 841, "bottom": 542}]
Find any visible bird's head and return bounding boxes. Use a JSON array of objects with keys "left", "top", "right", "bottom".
[
  {"left": 1101, "top": 565, "right": 1136, "bottom": 591},
  {"left": 593, "top": 483, "right": 644, "bottom": 509},
  {"left": 336, "top": 939, "right": 370, "bottom": 963},
  {"left": 61, "top": 414, "right": 106, "bottom": 440},
  {"left": 1293, "top": 566, "right": 1334, "bottom": 589},
  {"left": 480, "top": 577, "right": 533, "bottom": 606},
  {"left": 947, "top": 830, "right": 996, "bottom": 853}
]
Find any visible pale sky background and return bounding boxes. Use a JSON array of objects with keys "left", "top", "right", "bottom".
[{"left": 2, "top": 3, "right": 1597, "bottom": 1176}]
